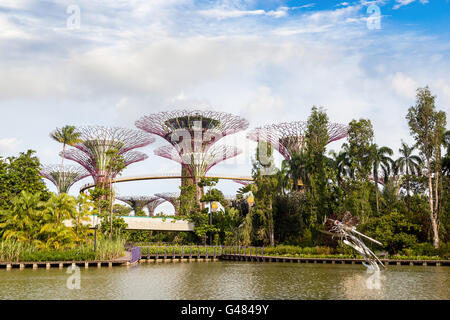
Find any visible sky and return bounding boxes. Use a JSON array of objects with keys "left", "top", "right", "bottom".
[{"left": 0, "top": 0, "right": 449, "bottom": 214}]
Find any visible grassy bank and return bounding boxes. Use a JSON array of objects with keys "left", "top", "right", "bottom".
[{"left": 0, "top": 239, "right": 125, "bottom": 262}]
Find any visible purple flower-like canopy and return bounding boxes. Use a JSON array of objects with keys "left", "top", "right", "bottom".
[
  {"left": 40, "top": 164, "right": 90, "bottom": 194},
  {"left": 62, "top": 126, "right": 154, "bottom": 184},
  {"left": 135, "top": 109, "right": 248, "bottom": 152},
  {"left": 155, "top": 192, "right": 180, "bottom": 215},
  {"left": 247, "top": 120, "right": 348, "bottom": 160}
]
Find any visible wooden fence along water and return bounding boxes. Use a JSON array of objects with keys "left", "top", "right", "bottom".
[
  {"left": 1, "top": 245, "right": 449, "bottom": 270},
  {"left": 138, "top": 245, "right": 450, "bottom": 267}
]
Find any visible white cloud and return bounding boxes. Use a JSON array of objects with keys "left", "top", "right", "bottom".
[
  {"left": 244, "top": 86, "right": 284, "bottom": 121},
  {"left": 0, "top": 15, "right": 32, "bottom": 40},
  {"left": 198, "top": 7, "right": 288, "bottom": 19},
  {"left": 0, "top": 0, "right": 32, "bottom": 9},
  {"left": 393, "top": 0, "right": 429, "bottom": 10},
  {"left": 0, "top": 138, "right": 22, "bottom": 155},
  {"left": 390, "top": 72, "right": 419, "bottom": 100}
]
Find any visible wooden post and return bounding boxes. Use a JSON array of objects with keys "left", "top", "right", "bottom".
[
  {"left": 147, "top": 247, "right": 150, "bottom": 260},
  {"left": 181, "top": 246, "right": 184, "bottom": 258},
  {"left": 84, "top": 262, "right": 89, "bottom": 269},
  {"left": 6, "top": 264, "right": 11, "bottom": 270},
  {"left": 97, "top": 262, "right": 101, "bottom": 268},
  {"left": 46, "top": 263, "right": 51, "bottom": 269},
  {"left": 172, "top": 246, "right": 175, "bottom": 259},
  {"left": 189, "top": 246, "right": 192, "bottom": 259}
]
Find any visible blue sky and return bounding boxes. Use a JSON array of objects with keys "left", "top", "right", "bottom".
[{"left": 0, "top": 0, "right": 449, "bottom": 214}]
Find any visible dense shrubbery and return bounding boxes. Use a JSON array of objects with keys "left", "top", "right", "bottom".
[{"left": 0, "top": 238, "right": 125, "bottom": 262}]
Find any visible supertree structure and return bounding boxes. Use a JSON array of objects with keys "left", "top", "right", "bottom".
[
  {"left": 136, "top": 110, "right": 248, "bottom": 152},
  {"left": 146, "top": 198, "right": 166, "bottom": 216},
  {"left": 247, "top": 121, "right": 348, "bottom": 160},
  {"left": 154, "top": 144, "right": 242, "bottom": 179},
  {"left": 116, "top": 196, "right": 160, "bottom": 216},
  {"left": 62, "top": 126, "right": 155, "bottom": 187},
  {"left": 40, "top": 164, "right": 90, "bottom": 194},
  {"left": 136, "top": 110, "right": 248, "bottom": 205},
  {"left": 155, "top": 192, "right": 180, "bottom": 215}
]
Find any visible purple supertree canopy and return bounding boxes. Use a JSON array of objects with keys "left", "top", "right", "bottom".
[
  {"left": 116, "top": 196, "right": 160, "bottom": 214},
  {"left": 63, "top": 149, "right": 148, "bottom": 184},
  {"left": 72, "top": 126, "right": 155, "bottom": 155},
  {"left": 154, "top": 144, "right": 242, "bottom": 177},
  {"left": 62, "top": 126, "right": 154, "bottom": 184},
  {"left": 247, "top": 121, "right": 348, "bottom": 160},
  {"left": 40, "top": 164, "right": 90, "bottom": 194},
  {"left": 155, "top": 192, "right": 180, "bottom": 215},
  {"left": 146, "top": 198, "right": 166, "bottom": 216},
  {"left": 135, "top": 110, "right": 249, "bottom": 152}
]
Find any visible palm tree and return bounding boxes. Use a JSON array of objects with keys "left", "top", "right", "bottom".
[
  {"left": 40, "top": 193, "right": 77, "bottom": 249},
  {"left": 329, "top": 150, "right": 352, "bottom": 186},
  {"left": 286, "top": 151, "right": 308, "bottom": 191},
  {"left": 370, "top": 144, "right": 394, "bottom": 215},
  {"left": 0, "top": 191, "right": 45, "bottom": 243},
  {"left": 276, "top": 161, "right": 292, "bottom": 195},
  {"left": 396, "top": 142, "right": 423, "bottom": 210},
  {"left": 50, "top": 125, "right": 82, "bottom": 193}
]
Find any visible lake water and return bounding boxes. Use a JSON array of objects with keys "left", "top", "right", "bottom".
[{"left": 0, "top": 261, "right": 448, "bottom": 300}]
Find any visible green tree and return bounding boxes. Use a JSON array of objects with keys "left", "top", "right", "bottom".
[
  {"left": 304, "top": 106, "right": 333, "bottom": 226},
  {"left": 396, "top": 141, "right": 423, "bottom": 212},
  {"left": 0, "top": 150, "right": 50, "bottom": 208},
  {"left": 341, "top": 119, "right": 375, "bottom": 222},
  {"left": 370, "top": 144, "right": 393, "bottom": 215},
  {"left": 40, "top": 193, "right": 78, "bottom": 249},
  {"left": 343, "top": 119, "right": 374, "bottom": 181},
  {"left": 406, "top": 86, "right": 447, "bottom": 248},
  {"left": 0, "top": 191, "right": 45, "bottom": 244},
  {"left": 363, "top": 210, "right": 419, "bottom": 254},
  {"left": 251, "top": 141, "right": 278, "bottom": 246}
]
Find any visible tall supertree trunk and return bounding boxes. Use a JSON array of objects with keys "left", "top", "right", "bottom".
[{"left": 59, "top": 143, "right": 66, "bottom": 194}]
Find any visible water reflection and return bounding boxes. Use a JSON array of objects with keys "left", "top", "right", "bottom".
[{"left": 0, "top": 262, "right": 448, "bottom": 300}]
